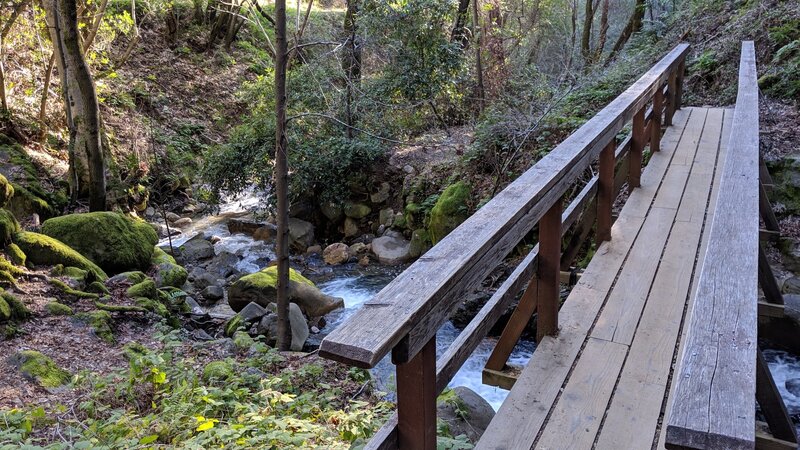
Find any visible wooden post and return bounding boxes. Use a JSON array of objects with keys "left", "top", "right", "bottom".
[
  {"left": 597, "top": 140, "right": 615, "bottom": 242},
  {"left": 395, "top": 337, "right": 437, "bottom": 450},
  {"left": 630, "top": 108, "right": 645, "bottom": 192},
  {"left": 665, "top": 71, "right": 677, "bottom": 126},
  {"left": 675, "top": 59, "right": 685, "bottom": 110},
  {"left": 651, "top": 86, "right": 663, "bottom": 152},
  {"left": 537, "top": 198, "right": 561, "bottom": 342},
  {"left": 760, "top": 181, "right": 780, "bottom": 233},
  {"left": 759, "top": 244, "right": 784, "bottom": 305},
  {"left": 485, "top": 277, "right": 538, "bottom": 371},
  {"left": 756, "top": 348, "right": 798, "bottom": 444}
]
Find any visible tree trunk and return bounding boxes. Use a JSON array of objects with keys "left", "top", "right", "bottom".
[
  {"left": 45, "top": 0, "right": 106, "bottom": 210},
  {"left": 580, "top": 0, "right": 593, "bottom": 63},
  {"left": 594, "top": 0, "right": 609, "bottom": 62},
  {"left": 607, "top": 0, "right": 646, "bottom": 62},
  {"left": 342, "top": 0, "right": 360, "bottom": 139},
  {"left": 472, "top": 0, "right": 484, "bottom": 113},
  {"left": 0, "top": 36, "right": 7, "bottom": 113},
  {"left": 450, "top": 0, "right": 470, "bottom": 49},
  {"left": 274, "top": 0, "right": 291, "bottom": 351}
]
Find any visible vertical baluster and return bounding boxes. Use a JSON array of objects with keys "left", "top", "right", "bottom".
[
  {"left": 665, "top": 71, "right": 677, "bottom": 126},
  {"left": 395, "top": 337, "right": 437, "bottom": 450},
  {"left": 536, "top": 198, "right": 561, "bottom": 342},
  {"left": 630, "top": 108, "right": 645, "bottom": 192},
  {"left": 651, "top": 85, "right": 663, "bottom": 152},
  {"left": 597, "top": 140, "right": 615, "bottom": 242},
  {"left": 675, "top": 59, "right": 685, "bottom": 110}
]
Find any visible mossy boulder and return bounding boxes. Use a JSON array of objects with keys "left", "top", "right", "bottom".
[
  {"left": 9, "top": 350, "right": 71, "bottom": 388},
  {"left": 8, "top": 183, "right": 54, "bottom": 220},
  {"left": 45, "top": 301, "right": 74, "bottom": 316},
  {"left": 16, "top": 232, "right": 107, "bottom": 280},
  {"left": 0, "top": 209, "right": 20, "bottom": 245},
  {"left": 152, "top": 247, "right": 188, "bottom": 288},
  {"left": 41, "top": 212, "right": 158, "bottom": 274},
  {"left": 127, "top": 279, "right": 157, "bottom": 299},
  {"left": 0, "top": 174, "right": 14, "bottom": 208},
  {"left": 76, "top": 310, "right": 114, "bottom": 342},
  {"left": 203, "top": 360, "right": 234, "bottom": 382},
  {"left": 227, "top": 266, "right": 344, "bottom": 316},
  {"left": 108, "top": 271, "right": 147, "bottom": 285},
  {"left": 6, "top": 243, "right": 25, "bottom": 266},
  {"left": 87, "top": 281, "right": 110, "bottom": 295},
  {"left": 224, "top": 315, "right": 243, "bottom": 337},
  {"left": 134, "top": 298, "right": 170, "bottom": 318},
  {"left": 428, "top": 182, "right": 471, "bottom": 245},
  {"left": 1, "top": 292, "right": 29, "bottom": 321}
]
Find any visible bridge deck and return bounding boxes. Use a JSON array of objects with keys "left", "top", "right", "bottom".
[{"left": 478, "top": 106, "right": 734, "bottom": 450}]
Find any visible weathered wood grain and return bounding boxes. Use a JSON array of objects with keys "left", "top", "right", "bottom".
[{"left": 665, "top": 41, "right": 760, "bottom": 450}]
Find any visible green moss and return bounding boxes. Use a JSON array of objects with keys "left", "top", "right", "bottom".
[
  {"left": 10, "top": 350, "right": 71, "bottom": 388},
  {"left": 0, "top": 296, "right": 9, "bottom": 321},
  {"left": 8, "top": 183, "right": 54, "bottom": 219},
  {"left": 76, "top": 310, "right": 114, "bottom": 343},
  {"left": 0, "top": 270, "right": 15, "bottom": 285},
  {"left": 134, "top": 298, "right": 170, "bottom": 317},
  {"left": 236, "top": 265, "right": 315, "bottom": 291},
  {"left": 224, "top": 315, "right": 243, "bottom": 337},
  {"left": 49, "top": 278, "right": 100, "bottom": 299},
  {"left": 0, "top": 256, "right": 23, "bottom": 276},
  {"left": 428, "top": 182, "right": 471, "bottom": 245},
  {"left": 15, "top": 231, "right": 108, "bottom": 280},
  {"left": 203, "top": 360, "right": 234, "bottom": 382},
  {"left": 86, "top": 281, "right": 110, "bottom": 295},
  {"left": 113, "top": 271, "right": 147, "bottom": 284},
  {"left": 95, "top": 301, "right": 147, "bottom": 313},
  {"left": 126, "top": 279, "right": 157, "bottom": 299},
  {"left": 0, "top": 174, "right": 14, "bottom": 208},
  {"left": 122, "top": 341, "right": 148, "bottom": 360},
  {"left": 45, "top": 301, "right": 74, "bottom": 316},
  {"left": 154, "top": 262, "right": 188, "bottom": 288},
  {"left": 233, "top": 331, "right": 255, "bottom": 350},
  {"left": 0, "top": 209, "right": 20, "bottom": 244},
  {"left": 6, "top": 243, "right": 25, "bottom": 266},
  {"left": 41, "top": 212, "right": 159, "bottom": 274},
  {"left": 151, "top": 246, "right": 177, "bottom": 265},
  {"left": 3, "top": 292, "right": 29, "bottom": 321}
]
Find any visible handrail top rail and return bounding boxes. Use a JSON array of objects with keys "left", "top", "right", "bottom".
[
  {"left": 320, "top": 43, "right": 690, "bottom": 369},
  {"left": 665, "top": 41, "right": 759, "bottom": 449}
]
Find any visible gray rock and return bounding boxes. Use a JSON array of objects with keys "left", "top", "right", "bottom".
[
  {"left": 256, "top": 312, "right": 278, "bottom": 339},
  {"left": 166, "top": 212, "right": 180, "bottom": 223},
  {"left": 202, "top": 285, "right": 225, "bottom": 301},
  {"left": 179, "top": 234, "right": 215, "bottom": 261},
  {"left": 437, "top": 386, "right": 495, "bottom": 443},
  {"left": 370, "top": 182, "right": 391, "bottom": 204},
  {"left": 174, "top": 217, "right": 193, "bottom": 228},
  {"left": 371, "top": 235, "right": 411, "bottom": 265},
  {"left": 239, "top": 302, "right": 268, "bottom": 323},
  {"left": 185, "top": 296, "right": 204, "bottom": 315},
  {"left": 323, "top": 243, "right": 350, "bottom": 265},
  {"left": 288, "top": 218, "right": 315, "bottom": 251},
  {"left": 207, "top": 302, "right": 236, "bottom": 320},
  {"left": 145, "top": 207, "right": 156, "bottom": 217},
  {"left": 344, "top": 217, "right": 360, "bottom": 237},
  {"left": 787, "top": 378, "right": 800, "bottom": 397},
  {"left": 344, "top": 202, "right": 372, "bottom": 219},
  {"left": 321, "top": 202, "right": 344, "bottom": 223},
  {"left": 783, "top": 276, "right": 800, "bottom": 295},
  {"left": 205, "top": 251, "right": 240, "bottom": 278},
  {"left": 289, "top": 303, "right": 309, "bottom": 352},
  {"left": 191, "top": 329, "right": 214, "bottom": 341},
  {"left": 379, "top": 208, "right": 395, "bottom": 226},
  {"left": 409, "top": 229, "right": 430, "bottom": 258},
  {"left": 306, "top": 245, "right": 322, "bottom": 255},
  {"left": 403, "top": 164, "right": 415, "bottom": 174}
]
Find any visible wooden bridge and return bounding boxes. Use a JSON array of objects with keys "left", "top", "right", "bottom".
[{"left": 320, "top": 42, "right": 798, "bottom": 450}]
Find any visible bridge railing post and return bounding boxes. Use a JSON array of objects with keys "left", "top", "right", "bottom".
[
  {"left": 395, "top": 336, "right": 437, "bottom": 450},
  {"left": 665, "top": 72, "right": 677, "bottom": 126},
  {"left": 675, "top": 60, "right": 685, "bottom": 110},
  {"left": 597, "top": 140, "right": 616, "bottom": 242},
  {"left": 536, "top": 197, "right": 562, "bottom": 342},
  {"left": 651, "top": 85, "right": 664, "bottom": 153},
  {"left": 629, "top": 107, "right": 645, "bottom": 192}
]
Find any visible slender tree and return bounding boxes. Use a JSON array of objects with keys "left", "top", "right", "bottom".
[
  {"left": 607, "top": 0, "right": 646, "bottom": 61},
  {"left": 451, "top": 0, "right": 470, "bottom": 48},
  {"left": 473, "top": 0, "right": 485, "bottom": 112},
  {"left": 342, "top": 0, "right": 360, "bottom": 139},
  {"left": 580, "top": 0, "right": 594, "bottom": 63},
  {"left": 274, "top": 0, "right": 291, "bottom": 351}
]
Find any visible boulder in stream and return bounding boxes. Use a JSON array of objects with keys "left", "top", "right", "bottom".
[
  {"left": 323, "top": 243, "right": 350, "bottom": 265},
  {"left": 437, "top": 386, "right": 495, "bottom": 442},
  {"left": 177, "top": 233, "right": 215, "bottom": 262},
  {"left": 227, "top": 265, "right": 344, "bottom": 316},
  {"left": 371, "top": 235, "right": 411, "bottom": 265},
  {"left": 288, "top": 218, "right": 315, "bottom": 251}
]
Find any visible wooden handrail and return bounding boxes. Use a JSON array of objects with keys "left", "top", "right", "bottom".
[
  {"left": 665, "top": 41, "right": 759, "bottom": 450},
  {"left": 321, "top": 43, "right": 689, "bottom": 450}
]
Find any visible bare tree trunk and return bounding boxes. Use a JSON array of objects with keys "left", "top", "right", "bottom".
[
  {"left": 450, "top": 0, "right": 470, "bottom": 48},
  {"left": 38, "top": 53, "right": 57, "bottom": 138},
  {"left": 607, "top": 0, "right": 646, "bottom": 62},
  {"left": 472, "top": 0, "right": 484, "bottom": 113},
  {"left": 45, "top": 0, "right": 106, "bottom": 210},
  {"left": 342, "top": 0, "right": 360, "bottom": 139},
  {"left": 594, "top": 0, "right": 609, "bottom": 62},
  {"left": 567, "top": 0, "right": 577, "bottom": 73},
  {"left": 1, "top": 0, "right": 32, "bottom": 39},
  {"left": 0, "top": 36, "right": 7, "bottom": 113},
  {"left": 580, "top": 0, "right": 594, "bottom": 63},
  {"left": 82, "top": 0, "right": 109, "bottom": 52},
  {"left": 274, "top": 0, "right": 291, "bottom": 351}
]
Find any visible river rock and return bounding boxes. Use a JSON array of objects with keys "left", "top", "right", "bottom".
[
  {"left": 288, "top": 218, "right": 315, "bottom": 251},
  {"left": 227, "top": 266, "right": 344, "bottom": 316},
  {"left": 370, "top": 182, "right": 391, "bottom": 204},
  {"left": 178, "top": 234, "right": 215, "bottom": 261},
  {"left": 173, "top": 217, "right": 193, "bottom": 228},
  {"left": 254, "top": 304, "right": 309, "bottom": 351},
  {"left": 306, "top": 245, "right": 322, "bottom": 256},
  {"left": 323, "top": 243, "right": 350, "bottom": 265},
  {"left": 166, "top": 212, "right": 180, "bottom": 223},
  {"left": 349, "top": 242, "right": 367, "bottom": 255},
  {"left": 784, "top": 276, "right": 800, "bottom": 295},
  {"left": 437, "top": 386, "right": 495, "bottom": 442},
  {"left": 228, "top": 218, "right": 263, "bottom": 235},
  {"left": 343, "top": 217, "right": 360, "bottom": 237},
  {"left": 379, "top": 208, "right": 394, "bottom": 226},
  {"left": 185, "top": 296, "right": 204, "bottom": 315},
  {"left": 202, "top": 285, "right": 224, "bottom": 301},
  {"left": 239, "top": 302, "right": 268, "bottom": 323},
  {"left": 344, "top": 202, "right": 371, "bottom": 219},
  {"left": 409, "top": 229, "right": 431, "bottom": 258},
  {"left": 254, "top": 224, "right": 277, "bottom": 241},
  {"left": 145, "top": 207, "right": 156, "bottom": 217},
  {"left": 371, "top": 236, "right": 411, "bottom": 265},
  {"left": 205, "top": 251, "right": 240, "bottom": 278},
  {"left": 321, "top": 202, "right": 344, "bottom": 223}
]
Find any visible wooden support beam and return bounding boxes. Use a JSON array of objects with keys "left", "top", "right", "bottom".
[
  {"left": 481, "top": 365, "right": 522, "bottom": 390},
  {"left": 759, "top": 244, "right": 784, "bottom": 305},
  {"left": 761, "top": 229, "right": 780, "bottom": 243},
  {"left": 761, "top": 181, "right": 781, "bottom": 233},
  {"left": 536, "top": 198, "right": 562, "bottom": 342},
  {"left": 485, "top": 279, "right": 538, "bottom": 371},
  {"left": 760, "top": 156, "right": 775, "bottom": 186},
  {"left": 758, "top": 301, "right": 785, "bottom": 318},
  {"left": 395, "top": 337, "right": 437, "bottom": 450},
  {"left": 675, "top": 59, "right": 685, "bottom": 109},
  {"left": 756, "top": 431, "right": 799, "bottom": 450},
  {"left": 630, "top": 108, "right": 646, "bottom": 191},
  {"left": 756, "top": 348, "right": 798, "bottom": 444},
  {"left": 665, "top": 71, "right": 677, "bottom": 126},
  {"left": 597, "top": 141, "right": 615, "bottom": 242},
  {"left": 651, "top": 86, "right": 664, "bottom": 152}
]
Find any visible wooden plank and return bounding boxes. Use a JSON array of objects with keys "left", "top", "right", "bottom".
[
  {"left": 761, "top": 229, "right": 781, "bottom": 243},
  {"left": 760, "top": 244, "right": 785, "bottom": 305},
  {"left": 665, "top": 41, "right": 760, "bottom": 450},
  {"left": 665, "top": 71, "right": 677, "bottom": 126},
  {"left": 597, "top": 141, "right": 615, "bottom": 242},
  {"left": 395, "top": 337, "right": 436, "bottom": 450},
  {"left": 760, "top": 157, "right": 775, "bottom": 186},
  {"left": 320, "top": 45, "right": 690, "bottom": 368},
  {"left": 481, "top": 366, "right": 521, "bottom": 391},
  {"left": 537, "top": 199, "right": 561, "bottom": 342},
  {"left": 656, "top": 108, "right": 734, "bottom": 450},
  {"left": 755, "top": 431, "right": 799, "bottom": 450},
  {"left": 761, "top": 182, "right": 781, "bottom": 233},
  {"left": 534, "top": 338, "right": 629, "bottom": 449},
  {"left": 756, "top": 348, "right": 798, "bottom": 443},
  {"left": 759, "top": 301, "right": 785, "bottom": 318},
  {"left": 485, "top": 278, "right": 538, "bottom": 371},
  {"left": 365, "top": 416, "right": 399, "bottom": 450}
]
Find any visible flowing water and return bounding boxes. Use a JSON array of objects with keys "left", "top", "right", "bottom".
[
  {"left": 165, "top": 191, "right": 534, "bottom": 410},
  {"left": 762, "top": 348, "right": 800, "bottom": 434}
]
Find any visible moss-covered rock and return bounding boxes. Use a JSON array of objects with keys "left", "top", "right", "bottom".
[
  {"left": 87, "top": 281, "right": 111, "bottom": 295},
  {"left": 134, "top": 298, "right": 170, "bottom": 317},
  {"left": 76, "top": 310, "right": 114, "bottom": 342},
  {"left": 152, "top": 248, "right": 188, "bottom": 288},
  {"left": 0, "top": 255, "right": 23, "bottom": 277},
  {"left": 0, "top": 296, "right": 9, "bottom": 321},
  {"left": 45, "top": 301, "right": 73, "bottom": 316},
  {"left": 2, "top": 292, "right": 29, "bottom": 321},
  {"left": 41, "top": 212, "right": 158, "bottom": 274},
  {"left": 108, "top": 271, "right": 147, "bottom": 285},
  {"left": 9, "top": 350, "right": 71, "bottom": 388},
  {"left": 0, "top": 174, "right": 14, "bottom": 208},
  {"left": 0, "top": 209, "right": 19, "bottom": 244},
  {"left": 409, "top": 228, "right": 431, "bottom": 258},
  {"left": 49, "top": 278, "right": 100, "bottom": 299},
  {"left": 428, "top": 182, "right": 471, "bottom": 245},
  {"left": 126, "top": 279, "right": 157, "bottom": 299},
  {"left": 224, "top": 315, "right": 243, "bottom": 337},
  {"left": 16, "top": 232, "right": 107, "bottom": 280},
  {"left": 203, "top": 360, "right": 234, "bottom": 382},
  {"left": 227, "top": 266, "right": 344, "bottom": 316},
  {"left": 6, "top": 243, "right": 25, "bottom": 266},
  {"left": 95, "top": 301, "right": 147, "bottom": 313},
  {"left": 8, "top": 183, "right": 54, "bottom": 219}
]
